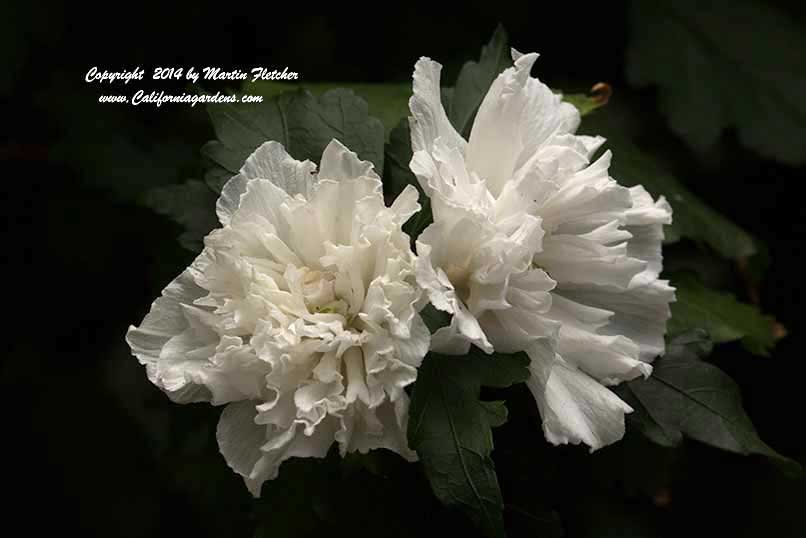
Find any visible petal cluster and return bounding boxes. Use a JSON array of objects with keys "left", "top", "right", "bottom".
[
  {"left": 127, "top": 140, "right": 429, "bottom": 494},
  {"left": 409, "top": 50, "right": 675, "bottom": 450}
]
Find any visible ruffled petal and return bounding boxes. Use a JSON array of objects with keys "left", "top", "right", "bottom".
[
  {"left": 624, "top": 185, "right": 673, "bottom": 284},
  {"left": 217, "top": 400, "right": 267, "bottom": 494},
  {"left": 336, "top": 397, "right": 417, "bottom": 461},
  {"left": 537, "top": 233, "right": 647, "bottom": 289},
  {"left": 217, "top": 141, "right": 317, "bottom": 226},
  {"left": 477, "top": 268, "right": 559, "bottom": 353},
  {"left": 318, "top": 138, "right": 380, "bottom": 182},
  {"left": 126, "top": 268, "right": 214, "bottom": 403},
  {"left": 415, "top": 225, "right": 493, "bottom": 354},
  {"left": 526, "top": 353, "right": 633, "bottom": 451},
  {"left": 466, "top": 51, "right": 580, "bottom": 197},
  {"left": 220, "top": 403, "right": 340, "bottom": 498},
  {"left": 558, "top": 279, "right": 675, "bottom": 362},
  {"left": 409, "top": 58, "right": 466, "bottom": 158}
]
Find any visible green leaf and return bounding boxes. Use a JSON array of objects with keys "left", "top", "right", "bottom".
[
  {"left": 579, "top": 107, "right": 757, "bottom": 259},
  {"left": 247, "top": 81, "right": 411, "bottom": 136},
  {"left": 142, "top": 180, "right": 219, "bottom": 251},
  {"left": 408, "top": 349, "right": 530, "bottom": 538},
  {"left": 479, "top": 401, "right": 509, "bottom": 429},
  {"left": 627, "top": 0, "right": 806, "bottom": 165},
  {"left": 448, "top": 25, "right": 511, "bottom": 138},
  {"left": 202, "top": 89, "right": 385, "bottom": 192},
  {"left": 383, "top": 120, "right": 415, "bottom": 199},
  {"left": 668, "top": 272, "right": 781, "bottom": 356},
  {"left": 616, "top": 331, "right": 797, "bottom": 470}
]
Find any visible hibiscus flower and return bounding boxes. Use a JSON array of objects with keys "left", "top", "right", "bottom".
[
  {"left": 127, "top": 139, "right": 429, "bottom": 495},
  {"left": 409, "top": 50, "right": 675, "bottom": 450}
]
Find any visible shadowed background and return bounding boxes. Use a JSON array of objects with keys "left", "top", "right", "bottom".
[{"left": 4, "top": 1, "right": 805, "bottom": 537}]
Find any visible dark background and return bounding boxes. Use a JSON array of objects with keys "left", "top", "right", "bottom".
[{"left": 4, "top": 1, "right": 805, "bottom": 537}]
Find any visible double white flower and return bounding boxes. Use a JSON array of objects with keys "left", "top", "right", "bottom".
[
  {"left": 409, "top": 50, "right": 675, "bottom": 450},
  {"left": 127, "top": 140, "right": 429, "bottom": 495}
]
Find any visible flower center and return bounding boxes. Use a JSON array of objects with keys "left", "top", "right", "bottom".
[
  {"left": 444, "top": 263, "right": 472, "bottom": 303},
  {"left": 298, "top": 267, "right": 354, "bottom": 321}
]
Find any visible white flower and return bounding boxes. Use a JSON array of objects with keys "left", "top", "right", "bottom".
[
  {"left": 409, "top": 50, "right": 675, "bottom": 450},
  {"left": 126, "top": 139, "right": 429, "bottom": 495}
]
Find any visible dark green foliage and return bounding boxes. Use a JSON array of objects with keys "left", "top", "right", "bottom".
[{"left": 408, "top": 349, "right": 531, "bottom": 538}]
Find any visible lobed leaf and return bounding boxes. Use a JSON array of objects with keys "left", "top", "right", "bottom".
[
  {"left": 247, "top": 81, "right": 411, "bottom": 136},
  {"left": 202, "top": 89, "right": 385, "bottom": 192},
  {"left": 668, "top": 272, "right": 782, "bottom": 356},
  {"left": 408, "top": 349, "right": 530, "bottom": 538},
  {"left": 616, "top": 331, "right": 799, "bottom": 473},
  {"left": 628, "top": 0, "right": 806, "bottom": 164},
  {"left": 143, "top": 179, "right": 218, "bottom": 251}
]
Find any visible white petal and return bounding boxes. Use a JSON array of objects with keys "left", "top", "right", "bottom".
[
  {"left": 415, "top": 227, "right": 493, "bottom": 354},
  {"left": 390, "top": 184, "right": 422, "bottom": 224},
  {"left": 466, "top": 52, "right": 579, "bottom": 197},
  {"left": 219, "top": 401, "right": 339, "bottom": 497},
  {"left": 233, "top": 178, "right": 293, "bottom": 237},
  {"left": 624, "top": 186, "right": 673, "bottom": 283},
  {"left": 555, "top": 325, "right": 649, "bottom": 385},
  {"left": 465, "top": 52, "right": 538, "bottom": 196},
  {"left": 526, "top": 354, "right": 633, "bottom": 451},
  {"left": 394, "top": 313, "right": 431, "bottom": 367},
  {"left": 126, "top": 268, "right": 213, "bottom": 403},
  {"left": 217, "top": 141, "right": 317, "bottom": 226},
  {"left": 209, "top": 337, "right": 269, "bottom": 403},
  {"left": 431, "top": 300, "right": 492, "bottom": 354},
  {"left": 558, "top": 279, "right": 676, "bottom": 362},
  {"left": 126, "top": 270, "right": 202, "bottom": 363},
  {"left": 309, "top": 174, "right": 385, "bottom": 247},
  {"left": 253, "top": 420, "right": 337, "bottom": 496},
  {"left": 478, "top": 269, "right": 559, "bottom": 353},
  {"left": 625, "top": 185, "right": 673, "bottom": 227},
  {"left": 538, "top": 158, "right": 634, "bottom": 234},
  {"left": 537, "top": 234, "right": 646, "bottom": 289},
  {"left": 409, "top": 58, "right": 466, "bottom": 157},
  {"left": 411, "top": 137, "right": 492, "bottom": 218},
  {"left": 336, "top": 397, "right": 418, "bottom": 461},
  {"left": 577, "top": 135, "right": 606, "bottom": 158},
  {"left": 318, "top": 138, "right": 380, "bottom": 182},
  {"left": 543, "top": 295, "right": 648, "bottom": 384},
  {"left": 414, "top": 228, "right": 458, "bottom": 313},
  {"left": 217, "top": 400, "right": 266, "bottom": 493}
]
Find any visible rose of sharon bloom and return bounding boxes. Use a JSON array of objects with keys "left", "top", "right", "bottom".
[
  {"left": 409, "top": 50, "right": 675, "bottom": 450},
  {"left": 126, "top": 139, "right": 429, "bottom": 495}
]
